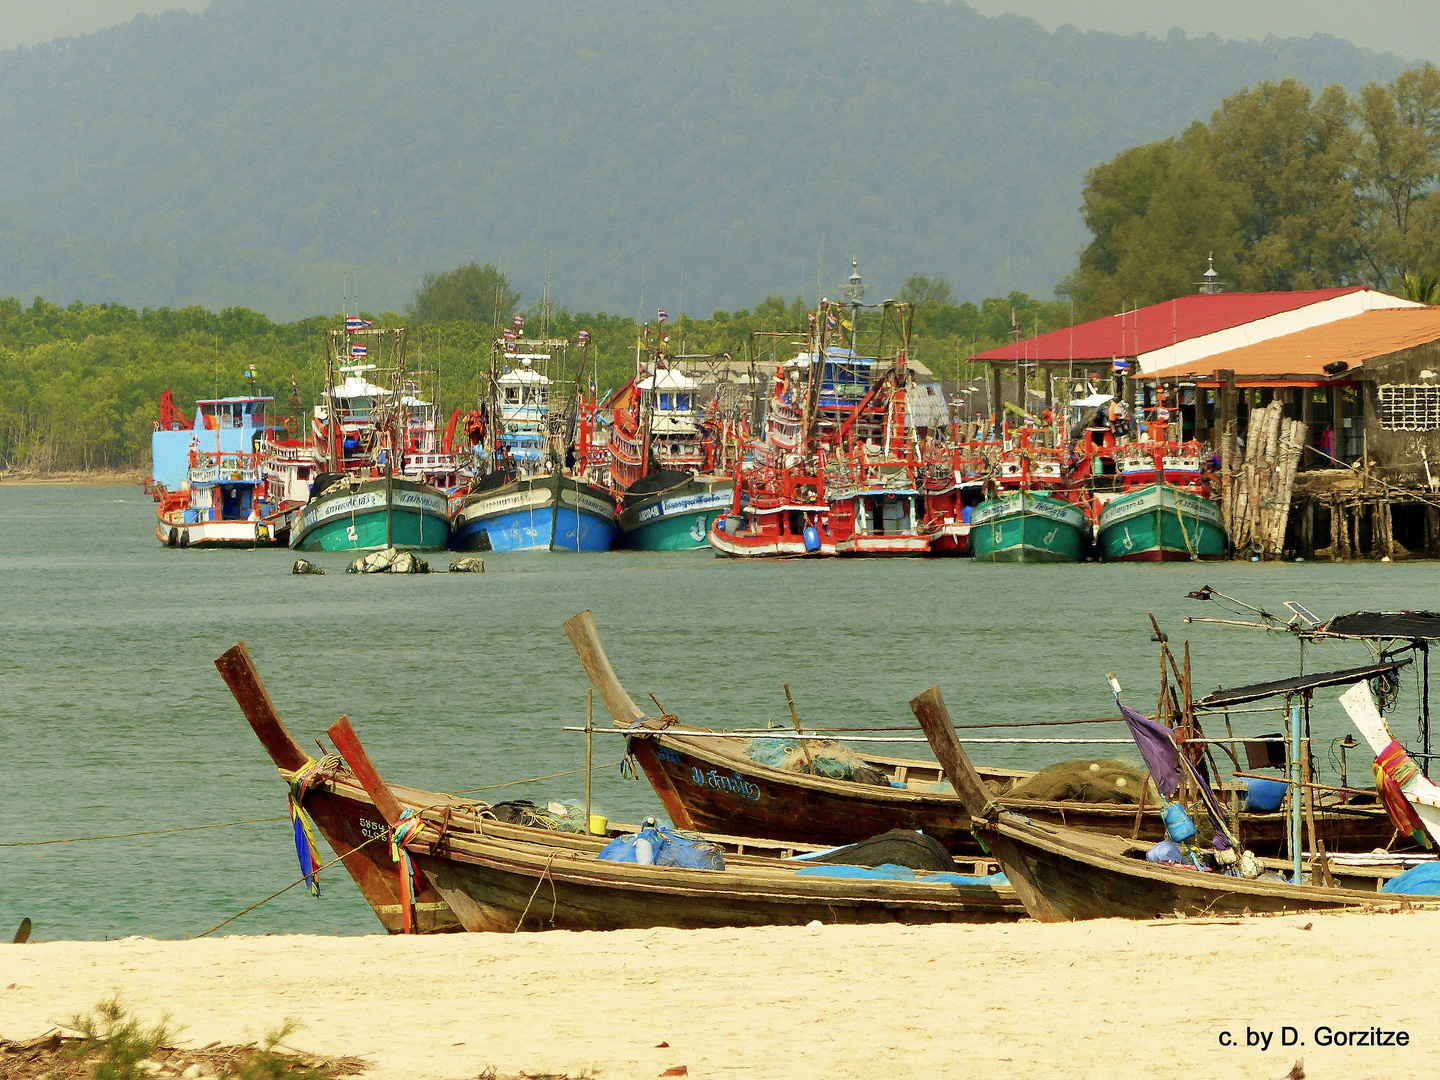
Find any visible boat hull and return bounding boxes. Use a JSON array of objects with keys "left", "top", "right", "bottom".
[
  {"left": 982, "top": 815, "right": 1406, "bottom": 922},
  {"left": 1097, "top": 484, "right": 1227, "bottom": 562},
  {"left": 156, "top": 516, "right": 277, "bottom": 548},
  {"left": 628, "top": 731, "right": 1402, "bottom": 859},
  {"left": 969, "top": 491, "right": 1086, "bottom": 563},
  {"left": 619, "top": 478, "right": 734, "bottom": 551},
  {"left": 290, "top": 477, "right": 450, "bottom": 552},
  {"left": 453, "top": 476, "right": 618, "bottom": 553},
  {"left": 413, "top": 835, "right": 1021, "bottom": 932}
]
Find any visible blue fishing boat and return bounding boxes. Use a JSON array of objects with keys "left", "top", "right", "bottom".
[{"left": 452, "top": 332, "right": 617, "bottom": 553}]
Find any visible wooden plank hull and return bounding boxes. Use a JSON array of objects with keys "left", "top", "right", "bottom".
[
  {"left": 632, "top": 732, "right": 1401, "bottom": 859},
  {"left": 982, "top": 815, "right": 1409, "bottom": 922}
]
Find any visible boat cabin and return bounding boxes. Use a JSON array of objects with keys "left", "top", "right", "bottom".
[{"left": 151, "top": 395, "right": 276, "bottom": 490}]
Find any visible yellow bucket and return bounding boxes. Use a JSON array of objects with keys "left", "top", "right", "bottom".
[{"left": 588, "top": 814, "right": 609, "bottom": 836}]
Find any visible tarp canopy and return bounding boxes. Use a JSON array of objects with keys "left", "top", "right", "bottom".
[
  {"left": 1318, "top": 611, "right": 1440, "bottom": 641},
  {"left": 1195, "top": 660, "right": 1411, "bottom": 709}
]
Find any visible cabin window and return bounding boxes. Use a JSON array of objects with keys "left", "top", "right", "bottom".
[
  {"left": 1379, "top": 385, "right": 1440, "bottom": 431},
  {"left": 297, "top": 466, "right": 310, "bottom": 480},
  {"left": 659, "top": 393, "right": 672, "bottom": 410},
  {"left": 505, "top": 388, "right": 521, "bottom": 403},
  {"left": 676, "top": 394, "right": 691, "bottom": 410}
]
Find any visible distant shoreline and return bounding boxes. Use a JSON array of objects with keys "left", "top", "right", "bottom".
[{"left": 0, "top": 469, "right": 147, "bottom": 486}]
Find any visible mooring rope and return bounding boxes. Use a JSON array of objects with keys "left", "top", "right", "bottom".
[
  {"left": 442, "top": 760, "right": 624, "bottom": 796},
  {"left": 0, "top": 817, "right": 288, "bottom": 848},
  {"left": 190, "top": 830, "right": 392, "bottom": 939}
]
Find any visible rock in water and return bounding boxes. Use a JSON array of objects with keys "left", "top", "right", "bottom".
[
  {"left": 391, "top": 551, "right": 431, "bottom": 573},
  {"left": 449, "top": 556, "right": 485, "bottom": 573},
  {"left": 347, "top": 547, "right": 430, "bottom": 574},
  {"left": 292, "top": 558, "right": 325, "bottom": 575}
]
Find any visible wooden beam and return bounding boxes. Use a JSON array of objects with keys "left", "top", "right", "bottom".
[
  {"left": 908, "top": 686, "right": 998, "bottom": 821},
  {"left": 214, "top": 642, "right": 308, "bottom": 773},
  {"left": 564, "top": 611, "right": 646, "bottom": 727},
  {"left": 327, "top": 715, "right": 405, "bottom": 827}
]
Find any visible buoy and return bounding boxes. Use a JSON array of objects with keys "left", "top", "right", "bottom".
[{"left": 802, "top": 525, "right": 821, "bottom": 553}]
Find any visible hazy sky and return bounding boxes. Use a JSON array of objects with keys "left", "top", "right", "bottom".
[
  {"left": 0, "top": 1, "right": 1431, "bottom": 63},
  {"left": 0, "top": 1, "right": 208, "bottom": 52},
  {"left": 966, "top": 1, "right": 1437, "bottom": 63}
]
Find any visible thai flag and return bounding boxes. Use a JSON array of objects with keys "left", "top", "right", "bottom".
[
  {"left": 577, "top": 329, "right": 591, "bottom": 345},
  {"left": 657, "top": 309, "right": 668, "bottom": 324},
  {"left": 351, "top": 345, "right": 367, "bottom": 358},
  {"left": 345, "top": 317, "right": 370, "bottom": 330},
  {"left": 826, "top": 315, "right": 837, "bottom": 329},
  {"left": 503, "top": 328, "right": 515, "bottom": 339},
  {"left": 513, "top": 314, "right": 525, "bottom": 329},
  {"left": 1112, "top": 358, "right": 1132, "bottom": 373}
]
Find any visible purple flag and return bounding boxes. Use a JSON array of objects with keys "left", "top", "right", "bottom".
[{"left": 1121, "top": 705, "right": 1182, "bottom": 797}]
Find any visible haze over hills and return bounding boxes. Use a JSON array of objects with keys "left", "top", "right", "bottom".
[{"left": 0, "top": 0, "right": 1405, "bottom": 319}]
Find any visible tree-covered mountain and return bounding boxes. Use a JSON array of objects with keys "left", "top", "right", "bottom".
[{"left": 0, "top": 1, "right": 1405, "bottom": 320}]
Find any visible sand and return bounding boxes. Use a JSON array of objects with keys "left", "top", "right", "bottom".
[
  {"left": 0, "top": 469, "right": 146, "bottom": 485},
  {"left": 3, "top": 912, "right": 1435, "bottom": 1080}
]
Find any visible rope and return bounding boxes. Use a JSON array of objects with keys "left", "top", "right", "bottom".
[
  {"left": 442, "top": 760, "right": 623, "bottom": 796},
  {"left": 190, "top": 830, "right": 389, "bottom": 939},
  {"left": 0, "top": 817, "right": 287, "bottom": 848},
  {"left": 513, "top": 852, "right": 558, "bottom": 933}
]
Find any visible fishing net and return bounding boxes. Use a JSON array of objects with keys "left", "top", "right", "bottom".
[
  {"left": 743, "top": 738, "right": 890, "bottom": 786},
  {"left": 485, "top": 799, "right": 588, "bottom": 832},
  {"left": 1002, "top": 759, "right": 1151, "bottom": 805}
]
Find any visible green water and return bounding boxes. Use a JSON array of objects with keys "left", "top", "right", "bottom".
[{"left": 3, "top": 485, "right": 1432, "bottom": 941}]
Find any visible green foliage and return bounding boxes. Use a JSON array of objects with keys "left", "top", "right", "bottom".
[
  {"left": 408, "top": 263, "right": 520, "bottom": 326},
  {"left": 1065, "top": 65, "right": 1440, "bottom": 318},
  {"left": 0, "top": 282, "right": 1067, "bottom": 472},
  {"left": 1401, "top": 270, "right": 1440, "bottom": 304},
  {"left": 66, "top": 996, "right": 177, "bottom": 1080},
  {"left": 0, "top": 1, "right": 1404, "bottom": 318},
  {"left": 899, "top": 275, "right": 955, "bottom": 305},
  {"left": 220, "top": 1020, "right": 339, "bottom": 1080}
]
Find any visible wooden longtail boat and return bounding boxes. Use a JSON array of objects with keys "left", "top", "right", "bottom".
[
  {"left": 562, "top": 611, "right": 1400, "bottom": 858},
  {"left": 908, "top": 685, "right": 1421, "bottom": 921},
  {"left": 216, "top": 642, "right": 1022, "bottom": 932},
  {"left": 320, "top": 716, "right": 1023, "bottom": 931}
]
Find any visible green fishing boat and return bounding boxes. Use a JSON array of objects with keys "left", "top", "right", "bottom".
[
  {"left": 1096, "top": 483, "right": 1226, "bottom": 562},
  {"left": 618, "top": 473, "right": 735, "bottom": 551},
  {"left": 969, "top": 490, "right": 1087, "bottom": 563},
  {"left": 290, "top": 474, "right": 450, "bottom": 552}
]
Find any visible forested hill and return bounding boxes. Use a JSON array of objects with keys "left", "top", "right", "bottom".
[{"left": 0, "top": 1, "right": 1403, "bottom": 320}]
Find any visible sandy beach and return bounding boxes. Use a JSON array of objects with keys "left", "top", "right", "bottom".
[
  {"left": 3, "top": 912, "right": 1435, "bottom": 1079},
  {"left": 0, "top": 469, "right": 146, "bottom": 486}
]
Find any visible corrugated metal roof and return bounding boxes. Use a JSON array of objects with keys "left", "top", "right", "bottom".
[
  {"left": 971, "top": 287, "right": 1365, "bottom": 363},
  {"left": 1145, "top": 308, "right": 1440, "bottom": 380}
]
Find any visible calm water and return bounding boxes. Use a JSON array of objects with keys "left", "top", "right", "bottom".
[{"left": 2, "top": 485, "right": 1432, "bottom": 941}]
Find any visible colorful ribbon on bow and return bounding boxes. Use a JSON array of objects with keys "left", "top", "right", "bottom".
[
  {"left": 1373, "top": 740, "right": 1432, "bottom": 850},
  {"left": 287, "top": 759, "right": 326, "bottom": 897},
  {"left": 390, "top": 807, "right": 425, "bottom": 933}
]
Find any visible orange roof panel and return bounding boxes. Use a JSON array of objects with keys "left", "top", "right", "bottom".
[{"left": 1145, "top": 308, "right": 1440, "bottom": 380}]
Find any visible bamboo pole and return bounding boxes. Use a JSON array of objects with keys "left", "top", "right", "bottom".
[
  {"left": 584, "top": 688, "right": 594, "bottom": 834},
  {"left": 784, "top": 683, "right": 815, "bottom": 773}
]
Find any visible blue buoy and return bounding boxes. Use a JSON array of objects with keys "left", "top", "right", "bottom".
[
  {"left": 802, "top": 525, "right": 821, "bottom": 552},
  {"left": 1162, "top": 802, "right": 1197, "bottom": 843}
]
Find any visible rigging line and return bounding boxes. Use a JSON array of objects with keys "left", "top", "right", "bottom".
[
  {"left": 805, "top": 717, "right": 1135, "bottom": 732},
  {"left": 441, "top": 760, "right": 624, "bottom": 796},
  {"left": 191, "top": 830, "right": 390, "bottom": 940},
  {"left": 1, "top": 816, "right": 288, "bottom": 848}
]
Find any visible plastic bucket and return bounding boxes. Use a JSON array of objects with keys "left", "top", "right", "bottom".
[
  {"left": 1244, "top": 777, "right": 1288, "bottom": 813},
  {"left": 588, "top": 814, "right": 609, "bottom": 836}
]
